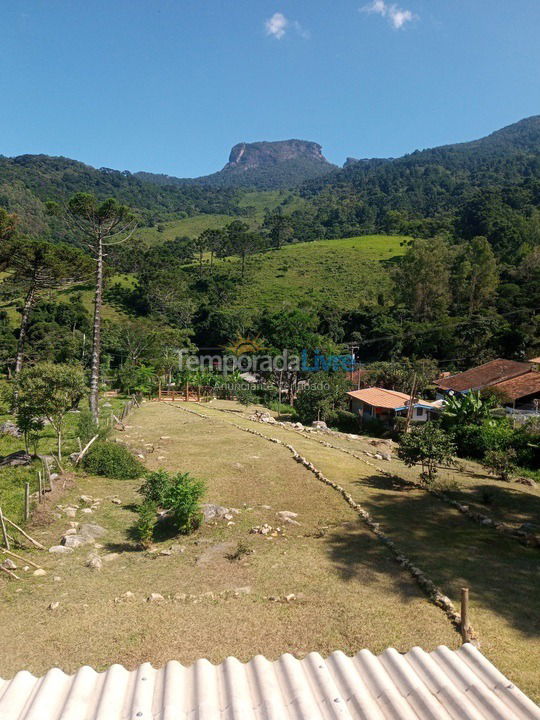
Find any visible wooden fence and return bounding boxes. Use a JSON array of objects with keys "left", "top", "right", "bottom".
[{"left": 157, "top": 384, "right": 213, "bottom": 403}]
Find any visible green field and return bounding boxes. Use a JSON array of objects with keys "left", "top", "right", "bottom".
[
  {"left": 134, "top": 190, "right": 305, "bottom": 245},
  {"left": 226, "top": 234, "right": 407, "bottom": 311}
]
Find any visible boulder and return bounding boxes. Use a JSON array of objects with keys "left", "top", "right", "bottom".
[
  {"left": 201, "top": 504, "right": 230, "bottom": 522},
  {"left": 79, "top": 523, "right": 107, "bottom": 540},
  {"left": 312, "top": 420, "right": 328, "bottom": 430},
  {"left": 0, "top": 450, "right": 32, "bottom": 467},
  {"left": 147, "top": 593, "right": 165, "bottom": 603},
  {"left": 49, "top": 545, "right": 74, "bottom": 554},
  {"left": 0, "top": 422, "right": 21, "bottom": 438},
  {"left": 61, "top": 535, "right": 86, "bottom": 549},
  {"left": 33, "top": 568, "right": 47, "bottom": 576},
  {"left": 85, "top": 554, "right": 103, "bottom": 571}
]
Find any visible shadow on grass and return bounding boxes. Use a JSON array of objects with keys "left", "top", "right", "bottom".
[{"left": 327, "top": 473, "right": 540, "bottom": 638}]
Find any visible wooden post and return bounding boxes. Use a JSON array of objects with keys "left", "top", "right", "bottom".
[
  {"left": 0, "top": 507, "right": 10, "bottom": 550},
  {"left": 404, "top": 373, "right": 418, "bottom": 433},
  {"left": 461, "top": 587, "right": 470, "bottom": 643},
  {"left": 24, "top": 483, "right": 30, "bottom": 522},
  {"left": 186, "top": 382, "right": 190, "bottom": 401},
  {"left": 38, "top": 472, "right": 43, "bottom": 503},
  {"left": 197, "top": 385, "right": 201, "bottom": 402},
  {"left": 158, "top": 379, "right": 162, "bottom": 401}
]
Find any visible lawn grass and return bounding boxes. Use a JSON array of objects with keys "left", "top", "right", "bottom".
[
  {"left": 185, "top": 400, "right": 540, "bottom": 701},
  {"left": 228, "top": 234, "right": 407, "bottom": 311},
  {"left": 0, "top": 396, "right": 127, "bottom": 525},
  {"left": 0, "top": 399, "right": 456, "bottom": 681}
]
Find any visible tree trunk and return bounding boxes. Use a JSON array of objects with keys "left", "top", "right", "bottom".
[
  {"left": 14, "top": 285, "right": 36, "bottom": 375},
  {"left": 89, "top": 237, "right": 103, "bottom": 424},
  {"left": 57, "top": 427, "right": 62, "bottom": 463}
]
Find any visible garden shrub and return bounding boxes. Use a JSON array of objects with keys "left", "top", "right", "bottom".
[
  {"left": 83, "top": 441, "right": 144, "bottom": 479},
  {"left": 133, "top": 500, "right": 157, "bottom": 548},
  {"left": 139, "top": 469, "right": 170, "bottom": 504},
  {"left": 162, "top": 472, "right": 206, "bottom": 534}
]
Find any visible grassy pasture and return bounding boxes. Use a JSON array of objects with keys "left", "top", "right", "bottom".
[{"left": 0, "top": 399, "right": 538, "bottom": 704}]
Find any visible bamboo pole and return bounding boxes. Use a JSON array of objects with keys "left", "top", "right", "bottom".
[
  {"left": 77, "top": 437, "right": 83, "bottom": 452},
  {"left": 0, "top": 548, "right": 41, "bottom": 569},
  {"left": 24, "top": 483, "right": 30, "bottom": 522},
  {"left": 75, "top": 434, "right": 99, "bottom": 465},
  {"left": 38, "top": 472, "right": 43, "bottom": 502},
  {"left": 0, "top": 565, "right": 19, "bottom": 580},
  {"left": 3, "top": 516, "right": 46, "bottom": 550},
  {"left": 461, "top": 587, "right": 470, "bottom": 643},
  {"left": 0, "top": 507, "right": 10, "bottom": 550}
]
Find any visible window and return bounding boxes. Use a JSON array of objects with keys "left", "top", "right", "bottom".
[{"left": 416, "top": 407, "right": 424, "bottom": 417}]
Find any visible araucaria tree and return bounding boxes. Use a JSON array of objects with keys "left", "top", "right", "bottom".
[
  {"left": 2, "top": 239, "right": 93, "bottom": 375},
  {"left": 67, "top": 194, "right": 137, "bottom": 423},
  {"left": 13, "top": 363, "right": 87, "bottom": 462}
]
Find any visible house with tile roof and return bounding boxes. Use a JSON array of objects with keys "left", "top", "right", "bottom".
[
  {"left": 347, "top": 387, "right": 443, "bottom": 425},
  {"left": 435, "top": 358, "right": 540, "bottom": 411}
]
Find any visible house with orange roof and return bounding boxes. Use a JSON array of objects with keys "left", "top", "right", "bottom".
[{"left": 347, "top": 387, "right": 443, "bottom": 425}]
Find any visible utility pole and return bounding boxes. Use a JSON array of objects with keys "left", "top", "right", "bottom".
[{"left": 404, "top": 373, "right": 418, "bottom": 433}]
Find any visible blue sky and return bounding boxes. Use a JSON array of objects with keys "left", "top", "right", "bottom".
[{"left": 1, "top": 0, "right": 539, "bottom": 177}]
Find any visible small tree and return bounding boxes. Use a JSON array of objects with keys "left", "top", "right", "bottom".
[
  {"left": 397, "top": 423, "right": 456, "bottom": 484},
  {"left": 14, "top": 363, "right": 87, "bottom": 462},
  {"left": 482, "top": 449, "right": 517, "bottom": 482}
]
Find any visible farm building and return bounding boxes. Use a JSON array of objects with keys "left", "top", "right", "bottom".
[
  {"left": 347, "top": 387, "right": 443, "bottom": 425},
  {"left": 435, "top": 359, "right": 533, "bottom": 396},
  {"left": 435, "top": 358, "right": 540, "bottom": 411},
  {"left": 1, "top": 644, "right": 539, "bottom": 719}
]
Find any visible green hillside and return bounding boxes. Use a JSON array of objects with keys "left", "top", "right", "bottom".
[{"left": 218, "top": 234, "right": 407, "bottom": 311}]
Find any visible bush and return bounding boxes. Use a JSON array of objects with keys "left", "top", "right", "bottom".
[
  {"left": 139, "top": 469, "right": 170, "bottom": 504},
  {"left": 483, "top": 449, "right": 517, "bottom": 482},
  {"left": 327, "top": 409, "right": 358, "bottom": 433},
  {"left": 133, "top": 500, "right": 157, "bottom": 548},
  {"left": 162, "top": 472, "right": 205, "bottom": 534},
  {"left": 267, "top": 400, "right": 298, "bottom": 419},
  {"left": 83, "top": 441, "right": 144, "bottom": 479},
  {"left": 453, "top": 420, "right": 533, "bottom": 466},
  {"left": 398, "top": 423, "right": 456, "bottom": 484}
]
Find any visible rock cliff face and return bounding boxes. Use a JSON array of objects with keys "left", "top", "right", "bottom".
[
  {"left": 189, "top": 139, "right": 337, "bottom": 189},
  {"left": 225, "top": 140, "right": 328, "bottom": 170}
]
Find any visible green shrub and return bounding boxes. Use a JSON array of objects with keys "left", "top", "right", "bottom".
[
  {"left": 327, "top": 409, "right": 358, "bottom": 433},
  {"left": 453, "top": 420, "right": 533, "bottom": 466},
  {"left": 267, "top": 400, "right": 298, "bottom": 419},
  {"left": 483, "top": 449, "right": 517, "bottom": 482},
  {"left": 139, "top": 469, "right": 170, "bottom": 505},
  {"left": 133, "top": 500, "right": 157, "bottom": 548},
  {"left": 162, "top": 472, "right": 205, "bottom": 534},
  {"left": 83, "top": 441, "right": 144, "bottom": 479}
]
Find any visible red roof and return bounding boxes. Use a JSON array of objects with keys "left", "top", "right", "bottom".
[
  {"left": 491, "top": 371, "right": 540, "bottom": 401},
  {"left": 346, "top": 387, "right": 444, "bottom": 410},
  {"left": 436, "top": 359, "right": 532, "bottom": 393}
]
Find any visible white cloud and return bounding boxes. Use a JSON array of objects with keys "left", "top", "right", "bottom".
[
  {"left": 265, "top": 12, "right": 309, "bottom": 40},
  {"left": 265, "top": 12, "right": 288, "bottom": 39},
  {"left": 361, "top": 1, "right": 416, "bottom": 29}
]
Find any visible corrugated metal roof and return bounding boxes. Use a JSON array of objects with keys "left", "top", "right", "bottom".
[{"left": 1, "top": 644, "right": 538, "bottom": 720}]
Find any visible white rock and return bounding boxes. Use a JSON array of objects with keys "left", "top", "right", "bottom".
[
  {"left": 33, "top": 568, "right": 47, "bottom": 576},
  {"left": 111, "top": 498, "right": 122, "bottom": 505},
  {"left": 49, "top": 545, "right": 74, "bottom": 554},
  {"left": 1, "top": 559, "right": 17, "bottom": 570},
  {"left": 48, "top": 602, "right": 60, "bottom": 611},
  {"left": 81, "top": 508, "right": 93, "bottom": 514},
  {"left": 65, "top": 507, "right": 77, "bottom": 518},
  {"left": 147, "top": 593, "right": 165, "bottom": 603}
]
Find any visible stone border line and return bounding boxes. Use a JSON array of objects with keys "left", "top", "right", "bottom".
[
  {"left": 164, "top": 402, "right": 473, "bottom": 639},
  {"left": 196, "top": 403, "right": 539, "bottom": 549}
]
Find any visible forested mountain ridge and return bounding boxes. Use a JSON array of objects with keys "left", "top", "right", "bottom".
[
  {"left": 0, "top": 153, "right": 242, "bottom": 235},
  {"left": 136, "top": 139, "right": 337, "bottom": 190},
  {"left": 292, "top": 115, "right": 540, "bottom": 252}
]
